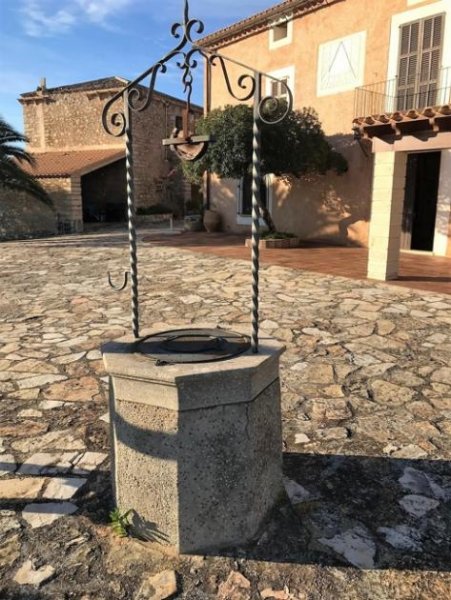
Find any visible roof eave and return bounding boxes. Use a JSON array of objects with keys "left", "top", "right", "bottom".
[
  {"left": 198, "top": 0, "right": 336, "bottom": 49},
  {"left": 75, "top": 152, "right": 125, "bottom": 177}
]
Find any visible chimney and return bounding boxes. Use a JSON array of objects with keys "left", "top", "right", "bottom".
[{"left": 37, "top": 77, "right": 47, "bottom": 93}]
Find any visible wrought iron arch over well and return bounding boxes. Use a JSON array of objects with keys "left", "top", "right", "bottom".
[{"left": 102, "top": 0, "right": 293, "bottom": 355}]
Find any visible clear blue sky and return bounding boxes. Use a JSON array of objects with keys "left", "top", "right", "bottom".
[{"left": 0, "top": 0, "right": 276, "bottom": 133}]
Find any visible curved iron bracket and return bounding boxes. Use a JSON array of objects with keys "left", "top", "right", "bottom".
[{"left": 108, "top": 271, "right": 129, "bottom": 292}]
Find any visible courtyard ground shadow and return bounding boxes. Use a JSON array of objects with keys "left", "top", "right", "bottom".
[{"left": 104, "top": 408, "right": 451, "bottom": 572}]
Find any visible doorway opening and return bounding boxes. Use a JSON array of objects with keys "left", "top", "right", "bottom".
[
  {"left": 402, "top": 151, "right": 441, "bottom": 252},
  {"left": 82, "top": 159, "right": 127, "bottom": 224}
]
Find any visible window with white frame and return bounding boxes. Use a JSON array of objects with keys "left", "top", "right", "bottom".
[
  {"left": 317, "top": 31, "right": 366, "bottom": 96},
  {"left": 266, "top": 66, "right": 295, "bottom": 104},
  {"left": 237, "top": 174, "right": 272, "bottom": 224},
  {"left": 269, "top": 15, "right": 293, "bottom": 49}
]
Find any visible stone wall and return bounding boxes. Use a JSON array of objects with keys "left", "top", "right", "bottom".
[
  {"left": 21, "top": 85, "right": 202, "bottom": 219},
  {"left": 0, "top": 190, "right": 57, "bottom": 241},
  {"left": 132, "top": 97, "right": 201, "bottom": 211},
  {"left": 22, "top": 91, "right": 124, "bottom": 151},
  {"left": 39, "top": 177, "right": 72, "bottom": 218}
]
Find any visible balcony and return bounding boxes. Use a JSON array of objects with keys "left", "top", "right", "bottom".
[{"left": 354, "top": 66, "right": 451, "bottom": 119}]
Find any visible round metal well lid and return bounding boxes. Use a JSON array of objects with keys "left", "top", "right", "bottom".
[{"left": 134, "top": 328, "right": 251, "bottom": 365}]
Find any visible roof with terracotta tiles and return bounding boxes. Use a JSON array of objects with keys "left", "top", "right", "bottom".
[
  {"left": 21, "top": 149, "right": 125, "bottom": 178},
  {"left": 197, "top": 0, "right": 335, "bottom": 48},
  {"left": 352, "top": 105, "right": 451, "bottom": 138}
]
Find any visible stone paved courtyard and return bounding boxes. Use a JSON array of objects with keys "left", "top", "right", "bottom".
[{"left": 1, "top": 230, "right": 451, "bottom": 599}]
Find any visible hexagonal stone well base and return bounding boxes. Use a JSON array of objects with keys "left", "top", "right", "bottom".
[{"left": 102, "top": 331, "right": 284, "bottom": 554}]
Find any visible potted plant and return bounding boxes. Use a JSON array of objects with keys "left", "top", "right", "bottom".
[{"left": 245, "top": 231, "right": 301, "bottom": 249}]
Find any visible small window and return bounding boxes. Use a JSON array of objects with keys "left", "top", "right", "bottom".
[
  {"left": 175, "top": 115, "right": 183, "bottom": 130},
  {"left": 271, "top": 77, "right": 290, "bottom": 101},
  {"left": 269, "top": 15, "right": 293, "bottom": 49},
  {"left": 266, "top": 67, "right": 295, "bottom": 104},
  {"left": 239, "top": 173, "right": 268, "bottom": 216},
  {"left": 273, "top": 21, "right": 288, "bottom": 43}
]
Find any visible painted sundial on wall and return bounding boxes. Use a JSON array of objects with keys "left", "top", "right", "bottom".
[{"left": 318, "top": 31, "right": 366, "bottom": 96}]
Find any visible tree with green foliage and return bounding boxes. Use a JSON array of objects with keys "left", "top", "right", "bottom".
[
  {"left": 182, "top": 104, "right": 348, "bottom": 231},
  {"left": 0, "top": 116, "right": 52, "bottom": 206}
]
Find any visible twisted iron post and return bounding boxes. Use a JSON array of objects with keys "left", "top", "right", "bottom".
[
  {"left": 124, "top": 91, "right": 140, "bottom": 339},
  {"left": 251, "top": 73, "right": 262, "bottom": 353}
]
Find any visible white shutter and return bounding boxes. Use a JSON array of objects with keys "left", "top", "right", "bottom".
[{"left": 396, "top": 14, "right": 444, "bottom": 110}]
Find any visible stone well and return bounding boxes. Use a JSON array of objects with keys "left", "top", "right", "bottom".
[{"left": 102, "top": 329, "right": 284, "bottom": 554}]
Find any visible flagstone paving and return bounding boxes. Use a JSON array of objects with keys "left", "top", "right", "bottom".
[{"left": 0, "top": 231, "right": 451, "bottom": 599}]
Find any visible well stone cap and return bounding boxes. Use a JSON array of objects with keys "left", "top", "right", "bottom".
[{"left": 102, "top": 327, "right": 284, "bottom": 410}]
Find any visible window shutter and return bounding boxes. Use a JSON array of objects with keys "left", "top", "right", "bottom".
[
  {"left": 397, "top": 22, "right": 419, "bottom": 110},
  {"left": 418, "top": 15, "right": 443, "bottom": 107},
  {"left": 397, "top": 14, "right": 444, "bottom": 110}
]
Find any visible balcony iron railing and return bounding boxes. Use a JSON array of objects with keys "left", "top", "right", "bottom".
[{"left": 354, "top": 66, "right": 451, "bottom": 118}]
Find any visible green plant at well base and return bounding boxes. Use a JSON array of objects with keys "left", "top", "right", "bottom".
[{"left": 109, "top": 508, "right": 132, "bottom": 537}]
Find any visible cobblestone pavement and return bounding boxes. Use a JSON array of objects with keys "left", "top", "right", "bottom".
[{"left": 1, "top": 231, "right": 451, "bottom": 599}]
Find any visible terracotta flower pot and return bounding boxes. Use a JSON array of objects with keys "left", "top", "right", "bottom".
[
  {"left": 184, "top": 215, "right": 203, "bottom": 231},
  {"left": 203, "top": 210, "right": 221, "bottom": 233}
]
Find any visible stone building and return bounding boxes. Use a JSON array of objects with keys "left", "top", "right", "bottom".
[
  {"left": 200, "top": 0, "right": 451, "bottom": 280},
  {"left": 19, "top": 76, "right": 202, "bottom": 232}
]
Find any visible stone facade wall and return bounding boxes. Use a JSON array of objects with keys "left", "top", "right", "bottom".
[
  {"left": 0, "top": 189, "right": 57, "bottom": 241},
  {"left": 21, "top": 85, "right": 201, "bottom": 222},
  {"left": 22, "top": 91, "right": 124, "bottom": 151},
  {"left": 37, "top": 177, "right": 83, "bottom": 232},
  {"left": 132, "top": 97, "right": 201, "bottom": 212}
]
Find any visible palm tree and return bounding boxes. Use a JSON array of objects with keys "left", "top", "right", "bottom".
[{"left": 0, "top": 116, "right": 52, "bottom": 206}]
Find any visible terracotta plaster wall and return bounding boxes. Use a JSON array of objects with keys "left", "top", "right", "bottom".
[
  {"left": 272, "top": 140, "right": 373, "bottom": 245},
  {"left": 209, "top": 0, "right": 441, "bottom": 133},
  {"left": 210, "top": 176, "right": 241, "bottom": 233},
  {"left": 207, "top": 0, "right": 443, "bottom": 245},
  {"left": 211, "top": 138, "right": 373, "bottom": 244}
]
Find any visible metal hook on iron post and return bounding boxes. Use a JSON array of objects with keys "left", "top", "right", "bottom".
[{"left": 107, "top": 271, "right": 129, "bottom": 292}]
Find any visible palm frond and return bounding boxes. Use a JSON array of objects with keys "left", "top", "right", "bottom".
[
  {"left": 0, "top": 144, "right": 36, "bottom": 165},
  {"left": 0, "top": 115, "right": 52, "bottom": 206},
  {"left": 0, "top": 157, "right": 52, "bottom": 206},
  {"left": 0, "top": 117, "right": 28, "bottom": 146}
]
